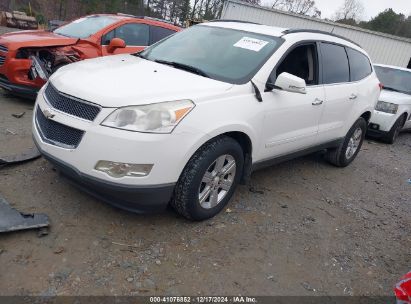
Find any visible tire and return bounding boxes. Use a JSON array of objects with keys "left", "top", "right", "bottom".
[
  {"left": 171, "top": 136, "right": 244, "bottom": 221},
  {"left": 383, "top": 115, "right": 406, "bottom": 144},
  {"left": 325, "top": 117, "right": 367, "bottom": 167}
]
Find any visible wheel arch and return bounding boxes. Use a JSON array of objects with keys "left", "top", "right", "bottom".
[
  {"left": 178, "top": 127, "right": 256, "bottom": 186},
  {"left": 360, "top": 111, "right": 372, "bottom": 123},
  {"left": 221, "top": 131, "right": 253, "bottom": 184},
  {"left": 400, "top": 112, "right": 408, "bottom": 127}
]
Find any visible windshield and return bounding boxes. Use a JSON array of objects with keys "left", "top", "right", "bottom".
[
  {"left": 54, "top": 16, "right": 118, "bottom": 39},
  {"left": 374, "top": 65, "right": 411, "bottom": 95},
  {"left": 140, "top": 25, "right": 283, "bottom": 84}
]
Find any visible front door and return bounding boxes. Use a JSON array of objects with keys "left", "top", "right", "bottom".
[{"left": 260, "top": 42, "right": 325, "bottom": 160}]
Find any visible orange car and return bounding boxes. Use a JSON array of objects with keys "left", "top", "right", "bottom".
[{"left": 0, "top": 14, "right": 180, "bottom": 98}]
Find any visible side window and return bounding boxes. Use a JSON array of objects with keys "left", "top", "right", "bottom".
[
  {"left": 101, "top": 30, "right": 114, "bottom": 45},
  {"left": 346, "top": 48, "right": 372, "bottom": 81},
  {"left": 116, "top": 23, "right": 149, "bottom": 46},
  {"left": 320, "top": 43, "right": 350, "bottom": 84},
  {"left": 270, "top": 43, "right": 318, "bottom": 85},
  {"left": 102, "top": 23, "right": 149, "bottom": 46},
  {"left": 150, "top": 26, "right": 175, "bottom": 45}
]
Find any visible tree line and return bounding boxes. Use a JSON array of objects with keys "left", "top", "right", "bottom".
[{"left": 1, "top": 0, "right": 410, "bottom": 38}]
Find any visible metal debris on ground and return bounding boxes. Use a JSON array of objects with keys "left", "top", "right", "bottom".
[
  {"left": 0, "top": 194, "right": 49, "bottom": 233},
  {"left": 249, "top": 186, "right": 264, "bottom": 194},
  {"left": 5, "top": 128, "right": 16, "bottom": 135},
  {"left": 0, "top": 146, "right": 41, "bottom": 167},
  {"left": 11, "top": 112, "right": 25, "bottom": 118}
]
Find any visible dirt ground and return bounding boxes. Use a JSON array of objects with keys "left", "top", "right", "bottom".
[{"left": 0, "top": 87, "right": 410, "bottom": 297}]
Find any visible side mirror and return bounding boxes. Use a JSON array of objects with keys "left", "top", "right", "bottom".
[
  {"left": 107, "top": 38, "right": 126, "bottom": 53},
  {"left": 269, "top": 72, "right": 307, "bottom": 94}
]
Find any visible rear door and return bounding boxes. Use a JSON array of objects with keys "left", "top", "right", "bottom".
[
  {"left": 345, "top": 47, "right": 376, "bottom": 117},
  {"left": 101, "top": 22, "right": 150, "bottom": 56},
  {"left": 149, "top": 25, "right": 176, "bottom": 45},
  {"left": 318, "top": 42, "right": 356, "bottom": 142}
]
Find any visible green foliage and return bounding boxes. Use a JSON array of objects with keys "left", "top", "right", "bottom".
[
  {"left": 179, "top": 0, "right": 191, "bottom": 22},
  {"left": 363, "top": 9, "right": 402, "bottom": 35},
  {"left": 334, "top": 8, "right": 411, "bottom": 39},
  {"left": 35, "top": 13, "right": 45, "bottom": 24},
  {"left": 361, "top": 9, "right": 411, "bottom": 38},
  {"left": 335, "top": 18, "right": 357, "bottom": 26}
]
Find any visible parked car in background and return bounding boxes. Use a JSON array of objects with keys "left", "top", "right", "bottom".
[
  {"left": 33, "top": 21, "right": 380, "bottom": 220},
  {"left": 0, "top": 14, "right": 180, "bottom": 98},
  {"left": 368, "top": 64, "right": 411, "bottom": 144}
]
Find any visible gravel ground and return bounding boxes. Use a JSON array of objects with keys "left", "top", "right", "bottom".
[{"left": 0, "top": 88, "right": 410, "bottom": 297}]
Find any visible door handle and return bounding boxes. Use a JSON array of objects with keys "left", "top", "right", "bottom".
[
  {"left": 312, "top": 98, "right": 324, "bottom": 106},
  {"left": 349, "top": 94, "right": 358, "bottom": 100}
]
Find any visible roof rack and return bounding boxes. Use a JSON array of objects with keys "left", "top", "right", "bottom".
[
  {"left": 208, "top": 19, "right": 260, "bottom": 25},
  {"left": 116, "top": 13, "right": 177, "bottom": 26},
  {"left": 281, "top": 29, "right": 361, "bottom": 47}
]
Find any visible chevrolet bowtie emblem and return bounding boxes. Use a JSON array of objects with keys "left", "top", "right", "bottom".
[{"left": 43, "top": 108, "right": 55, "bottom": 119}]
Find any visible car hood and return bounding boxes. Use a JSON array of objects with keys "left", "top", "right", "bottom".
[
  {"left": 379, "top": 89, "right": 411, "bottom": 105},
  {"left": 50, "top": 54, "right": 234, "bottom": 107},
  {"left": 0, "top": 30, "right": 78, "bottom": 50}
]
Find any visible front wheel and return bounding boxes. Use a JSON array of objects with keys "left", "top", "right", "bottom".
[
  {"left": 325, "top": 118, "right": 367, "bottom": 167},
  {"left": 171, "top": 136, "right": 244, "bottom": 221}
]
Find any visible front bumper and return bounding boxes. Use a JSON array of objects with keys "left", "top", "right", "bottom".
[
  {"left": 369, "top": 110, "right": 397, "bottom": 132},
  {"left": 35, "top": 142, "right": 174, "bottom": 213},
  {"left": 367, "top": 123, "right": 388, "bottom": 138},
  {"left": 0, "top": 74, "right": 38, "bottom": 99},
  {"left": 32, "top": 86, "right": 209, "bottom": 213}
]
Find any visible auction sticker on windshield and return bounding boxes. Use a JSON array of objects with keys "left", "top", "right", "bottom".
[{"left": 233, "top": 37, "right": 269, "bottom": 52}]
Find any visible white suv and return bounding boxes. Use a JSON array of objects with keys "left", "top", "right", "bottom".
[
  {"left": 33, "top": 21, "right": 380, "bottom": 220},
  {"left": 368, "top": 64, "right": 411, "bottom": 144}
]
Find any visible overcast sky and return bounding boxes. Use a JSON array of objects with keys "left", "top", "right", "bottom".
[{"left": 314, "top": 0, "right": 411, "bottom": 21}]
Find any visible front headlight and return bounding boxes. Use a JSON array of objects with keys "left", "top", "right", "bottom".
[
  {"left": 375, "top": 101, "right": 398, "bottom": 114},
  {"left": 102, "top": 100, "right": 195, "bottom": 133}
]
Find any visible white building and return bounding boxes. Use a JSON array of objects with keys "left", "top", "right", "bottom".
[{"left": 221, "top": 0, "right": 411, "bottom": 68}]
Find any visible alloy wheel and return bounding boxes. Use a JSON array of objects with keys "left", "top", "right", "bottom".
[
  {"left": 198, "top": 154, "right": 236, "bottom": 209},
  {"left": 345, "top": 127, "right": 362, "bottom": 159}
]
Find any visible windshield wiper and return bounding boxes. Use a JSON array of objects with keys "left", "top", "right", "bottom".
[
  {"left": 132, "top": 52, "right": 146, "bottom": 59},
  {"left": 382, "top": 86, "right": 400, "bottom": 93},
  {"left": 154, "top": 59, "right": 210, "bottom": 78},
  {"left": 54, "top": 32, "right": 74, "bottom": 38}
]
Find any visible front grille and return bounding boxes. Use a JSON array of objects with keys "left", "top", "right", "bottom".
[
  {"left": 44, "top": 83, "right": 101, "bottom": 121},
  {"left": 36, "top": 107, "right": 84, "bottom": 149},
  {"left": 0, "top": 45, "right": 8, "bottom": 52},
  {"left": 0, "top": 55, "right": 5, "bottom": 66}
]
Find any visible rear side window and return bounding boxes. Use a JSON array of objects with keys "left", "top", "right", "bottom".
[
  {"left": 346, "top": 48, "right": 372, "bottom": 81},
  {"left": 150, "top": 26, "right": 175, "bottom": 45},
  {"left": 320, "top": 43, "right": 350, "bottom": 84}
]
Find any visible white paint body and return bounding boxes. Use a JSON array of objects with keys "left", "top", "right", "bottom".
[
  {"left": 370, "top": 66, "right": 411, "bottom": 132},
  {"left": 221, "top": 0, "right": 411, "bottom": 68},
  {"left": 33, "top": 22, "right": 380, "bottom": 188}
]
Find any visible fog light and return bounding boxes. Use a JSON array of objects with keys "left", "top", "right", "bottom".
[{"left": 95, "top": 161, "right": 153, "bottom": 178}]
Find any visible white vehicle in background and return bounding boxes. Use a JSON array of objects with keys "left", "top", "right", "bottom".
[
  {"left": 368, "top": 64, "right": 411, "bottom": 144},
  {"left": 33, "top": 21, "right": 380, "bottom": 220}
]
